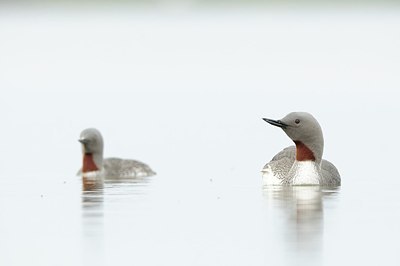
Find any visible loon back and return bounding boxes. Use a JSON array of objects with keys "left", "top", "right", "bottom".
[{"left": 102, "top": 157, "right": 156, "bottom": 178}]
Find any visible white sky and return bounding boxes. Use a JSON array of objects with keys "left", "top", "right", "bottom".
[{"left": 0, "top": 7, "right": 399, "bottom": 184}]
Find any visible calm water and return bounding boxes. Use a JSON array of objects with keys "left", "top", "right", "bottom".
[
  {"left": 1, "top": 174, "right": 399, "bottom": 266},
  {"left": 1, "top": 5, "right": 400, "bottom": 266}
]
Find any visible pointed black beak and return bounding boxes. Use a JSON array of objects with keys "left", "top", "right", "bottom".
[
  {"left": 262, "top": 118, "right": 288, "bottom": 129},
  {"left": 78, "top": 138, "right": 89, "bottom": 144}
]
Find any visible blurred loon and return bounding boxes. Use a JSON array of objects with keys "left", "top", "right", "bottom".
[
  {"left": 77, "top": 128, "right": 156, "bottom": 179},
  {"left": 261, "top": 112, "right": 340, "bottom": 186}
]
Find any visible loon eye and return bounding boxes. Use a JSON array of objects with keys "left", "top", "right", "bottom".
[{"left": 295, "top": 119, "right": 300, "bottom": 124}]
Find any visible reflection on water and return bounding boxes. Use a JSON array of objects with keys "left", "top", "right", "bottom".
[
  {"left": 263, "top": 186, "right": 340, "bottom": 264},
  {"left": 81, "top": 177, "right": 153, "bottom": 219},
  {"left": 78, "top": 178, "right": 341, "bottom": 266},
  {"left": 81, "top": 177, "right": 104, "bottom": 230},
  {"left": 81, "top": 178, "right": 105, "bottom": 265},
  {"left": 82, "top": 177, "right": 104, "bottom": 192},
  {"left": 80, "top": 177, "right": 152, "bottom": 265},
  {"left": 81, "top": 177, "right": 152, "bottom": 233}
]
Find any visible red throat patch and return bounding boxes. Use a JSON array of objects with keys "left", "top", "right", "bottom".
[
  {"left": 82, "top": 153, "right": 99, "bottom": 172},
  {"left": 294, "top": 141, "right": 316, "bottom": 161}
]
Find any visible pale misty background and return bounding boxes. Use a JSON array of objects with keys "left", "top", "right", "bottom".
[{"left": 0, "top": 1, "right": 399, "bottom": 266}]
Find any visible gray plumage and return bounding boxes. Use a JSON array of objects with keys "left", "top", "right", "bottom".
[
  {"left": 102, "top": 157, "right": 156, "bottom": 178},
  {"left": 262, "top": 146, "right": 341, "bottom": 186}
]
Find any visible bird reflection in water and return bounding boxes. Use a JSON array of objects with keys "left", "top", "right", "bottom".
[
  {"left": 81, "top": 177, "right": 104, "bottom": 233},
  {"left": 82, "top": 177, "right": 104, "bottom": 192},
  {"left": 263, "top": 186, "right": 340, "bottom": 263},
  {"left": 81, "top": 177, "right": 105, "bottom": 265},
  {"left": 81, "top": 176, "right": 151, "bottom": 213}
]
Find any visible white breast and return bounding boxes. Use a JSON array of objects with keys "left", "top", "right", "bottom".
[
  {"left": 82, "top": 169, "right": 104, "bottom": 180},
  {"left": 289, "top": 161, "right": 321, "bottom": 185}
]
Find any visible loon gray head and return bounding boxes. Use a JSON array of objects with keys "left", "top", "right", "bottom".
[{"left": 263, "top": 112, "right": 324, "bottom": 164}]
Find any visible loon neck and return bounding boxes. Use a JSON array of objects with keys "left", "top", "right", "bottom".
[
  {"left": 294, "top": 141, "right": 316, "bottom": 162},
  {"left": 82, "top": 153, "right": 99, "bottom": 172}
]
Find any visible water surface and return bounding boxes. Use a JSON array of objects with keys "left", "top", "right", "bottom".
[{"left": 1, "top": 174, "right": 399, "bottom": 266}]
